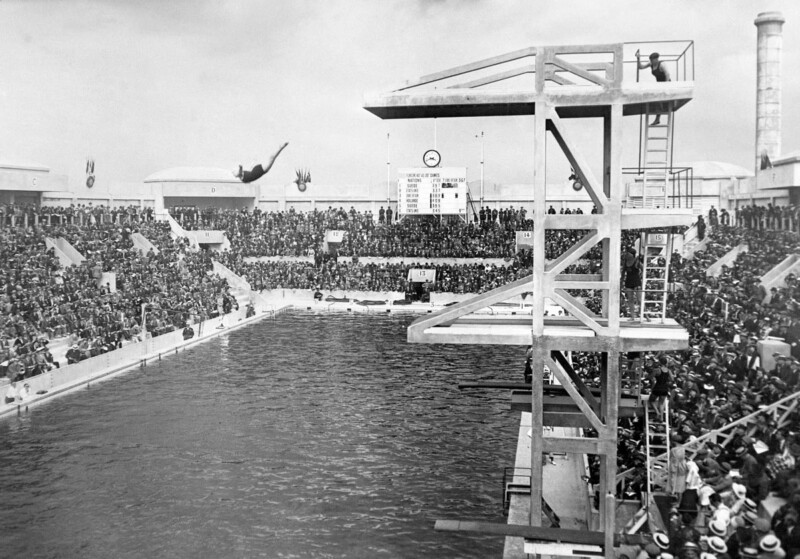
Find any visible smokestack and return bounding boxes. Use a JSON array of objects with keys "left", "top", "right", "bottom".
[{"left": 754, "top": 11, "right": 785, "bottom": 173}]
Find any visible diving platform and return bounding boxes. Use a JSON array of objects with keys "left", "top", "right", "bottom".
[
  {"left": 410, "top": 315, "right": 688, "bottom": 351},
  {"left": 365, "top": 39, "right": 695, "bottom": 559},
  {"left": 364, "top": 43, "right": 694, "bottom": 120},
  {"left": 365, "top": 82, "right": 693, "bottom": 120}
]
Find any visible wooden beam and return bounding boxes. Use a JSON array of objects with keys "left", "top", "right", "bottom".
[
  {"left": 546, "top": 72, "right": 576, "bottom": 86},
  {"left": 544, "top": 230, "right": 601, "bottom": 277},
  {"left": 407, "top": 274, "right": 534, "bottom": 342},
  {"left": 551, "top": 289, "right": 608, "bottom": 336},
  {"left": 553, "top": 280, "right": 610, "bottom": 291},
  {"left": 550, "top": 351, "right": 601, "bottom": 412},
  {"left": 543, "top": 435, "right": 604, "bottom": 454},
  {"left": 455, "top": 65, "right": 536, "bottom": 89},
  {"left": 510, "top": 392, "right": 643, "bottom": 418},
  {"left": 547, "top": 111, "right": 606, "bottom": 211},
  {"left": 543, "top": 214, "right": 601, "bottom": 230},
  {"left": 398, "top": 47, "right": 537, "bottom": 91},
  {"left": 545, "top": 354, "right": 606, "bottom": 433},
  {"left": 549, "top": 55, "right": 609, "bottom": 87}
]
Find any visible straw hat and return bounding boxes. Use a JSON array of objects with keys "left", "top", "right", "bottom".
[
  {"left": 707, "top": 536, "right": 727, "bottom": 554},
  {"left": 654, "top": 533, "right": 670, "bottom": 550},
  {"left": 708, "top": 519, "right": 727, "bottom": 537},
  {"left": 760, "top": 535, "right": 781, "bottom": 553}
]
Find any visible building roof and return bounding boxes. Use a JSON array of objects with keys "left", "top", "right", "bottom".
[
  {"left": 680, "top": 161, "right": 753, "bottom": 179},
  {"left": 774, "top": 151, "right": 800, "bottom": 165},
  {"left": 144, "top": 167, "right": 240, "bottom": 183},
  {"left": 0, "top": 162, "right": 50, "bottom": 172}
]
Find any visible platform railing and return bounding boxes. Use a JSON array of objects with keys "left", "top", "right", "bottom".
[
  {"left": 623, "top": 166, "right": 694, "bottom": 209},
  {"left": 623, "top": 40, "right": 695, "bottom": 83}
]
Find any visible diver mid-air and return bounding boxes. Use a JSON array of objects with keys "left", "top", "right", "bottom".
[{"left": 233, "top": 142, "right": 289, "bottom": 183}]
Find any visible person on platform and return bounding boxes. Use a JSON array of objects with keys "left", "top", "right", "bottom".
[
  {"left": 637, "top": 52, "right": 671, "bottom": 124},
  {"left": 623, "top": 246, "right": 642, "bottom": 319},
  {"left": 233, "top": 142, "right": 289, "bottom": 183},
  {"left": 523, "top": 345, "right": 533, "bottom": 384}
]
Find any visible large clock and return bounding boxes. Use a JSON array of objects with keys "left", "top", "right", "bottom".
[{"left": 423, "top": 149, "right": 441, "bottom": 168}]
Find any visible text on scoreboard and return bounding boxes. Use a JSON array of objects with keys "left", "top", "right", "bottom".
[{"left": 397, "top": 168, "right": 467, "bottom": 215}]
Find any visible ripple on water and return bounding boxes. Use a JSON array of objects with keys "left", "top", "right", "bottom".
[{"left": 0, "top": 311, "right": 523, "bottom": 558}]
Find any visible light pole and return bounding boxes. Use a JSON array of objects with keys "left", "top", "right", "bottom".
[
  {"left": 476, "top": 132, "right": 485, "bottom": 205},
  {"left": 386, "top": 132, "right": 391, "bottom": 205}
]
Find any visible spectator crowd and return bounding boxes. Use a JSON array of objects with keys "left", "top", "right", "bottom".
[
  {"left": 4, "top": 200, "right": 800, "bottom": 558},
  {"left": 2, "top": 205, "right": 238, "bottom": 386}
]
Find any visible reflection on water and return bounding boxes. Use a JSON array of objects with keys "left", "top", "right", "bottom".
[{"left": 0, "top": 312, "right": 522, "bottom": 558}]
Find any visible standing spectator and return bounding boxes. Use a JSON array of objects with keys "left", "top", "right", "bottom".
[{"left": 697, "top": 215, "right": 707, "bottom": 241}]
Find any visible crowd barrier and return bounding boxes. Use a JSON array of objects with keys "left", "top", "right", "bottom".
[{"left": 1, "top": 306, "right": 255, "bottom": 419}]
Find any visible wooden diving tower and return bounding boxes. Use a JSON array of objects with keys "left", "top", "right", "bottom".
[{"left": 364, "top": 42, "right": 695, "bottom": 559}]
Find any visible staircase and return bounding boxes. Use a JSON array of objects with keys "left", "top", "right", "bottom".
[
  {"left": 638, "top": 106, "right": 674, "bottom": 209},
  {"left": 639, "top": 232, "right": 673, "bottom": 323}
]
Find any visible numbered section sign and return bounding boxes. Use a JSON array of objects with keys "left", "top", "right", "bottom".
[{"left": 407, "top": 269, "right": 437, "bottom": 283}]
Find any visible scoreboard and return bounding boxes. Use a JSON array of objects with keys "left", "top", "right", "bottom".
[{"left": 397, "top": 168, "right": 467, "bottom": 216}]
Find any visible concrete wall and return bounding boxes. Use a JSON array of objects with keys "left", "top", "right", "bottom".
[{"left": 0, "top": 308, "right": 252, "bottom": 419}]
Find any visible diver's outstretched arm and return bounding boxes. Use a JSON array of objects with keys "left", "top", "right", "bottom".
[{"left": 261, "top": 142, "right": 289, "bottom": 174}]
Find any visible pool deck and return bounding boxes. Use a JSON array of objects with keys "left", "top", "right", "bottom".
[
  {"left": 503, "top": 412, "right": 590, "bottom": 559},
  {"left": 0, "top": 305, "right": 290, "bottom": 420}
]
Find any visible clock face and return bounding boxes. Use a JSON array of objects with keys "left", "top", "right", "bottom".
[{"left": 423, "top": 149, "right": 441, "bottom": 168}]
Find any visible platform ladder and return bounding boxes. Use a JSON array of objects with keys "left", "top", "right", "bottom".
[
  {"left": 639, "top": 232, "right": 674, "bottom": 324},
  {"left": 639, "top": 105, "right": 674, "bottom": 208},
  {"left": 627, "top": 397, "right": 671, "bottom": 534}
]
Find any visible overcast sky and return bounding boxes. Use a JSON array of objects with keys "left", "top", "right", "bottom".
[{"left": 1, "top": 0, "right": 799, "bottom": 190}]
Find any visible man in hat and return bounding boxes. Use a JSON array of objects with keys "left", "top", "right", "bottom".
[
  {"left": 726, "top": 510, "right": 759, "bottom": 559},
  {"left": 737, "top": 444, "right": 770, "bottom": 503},
  {"left": 707, "top": 536, "right": 728, "bottom": 556},
  {"left": 708, "top": 493, "right": 731, "bottom": 529},
  {"left": 757, "top": 533, "right": 786, "bottom": 559},
  {"left": 652, "top": 531, "right": 673, "bottom": 556},
  {"left": 696, "top": 446, "right": 722, "bottom": 480}
]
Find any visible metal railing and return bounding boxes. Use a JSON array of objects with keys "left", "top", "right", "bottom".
[
  {"left": 623, "top": 40, "right": 695, "bottom": 83},
  {"left": 501, "top": 467, "right": 561, "bottom": 527},
  {"left": 624, "top": 166, "right": 695, "bottom": 209}
]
